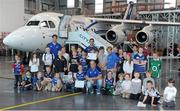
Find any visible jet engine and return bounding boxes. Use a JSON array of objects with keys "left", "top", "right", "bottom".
[
  {"left": 105, "top": 24, "right": 127, "bottom": 44},
  {"left": 135, "top": 25, "right": 154, "bottom": 45}
]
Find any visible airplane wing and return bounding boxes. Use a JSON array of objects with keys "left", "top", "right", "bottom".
[{"left": 88, "top": 17, "right": 180, "bottom": 26}]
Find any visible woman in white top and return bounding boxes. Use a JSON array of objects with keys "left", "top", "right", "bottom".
[
  {"left": 29, "top": 52, "right": 40, "bottom": 76},
  {"left": 123, "top": 53, "right": 134, "bottom": 79}
]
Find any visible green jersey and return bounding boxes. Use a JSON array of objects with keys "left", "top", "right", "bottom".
[{"left": 149, "top": 58, "right": 162, "bottom": 78}]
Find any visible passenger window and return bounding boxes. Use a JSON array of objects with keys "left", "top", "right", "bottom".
[
  {"left": 48, "top": 21, "right": 55, "bottom": 28},
  {"left": 40, "top": 21, "right": 49, "bottom": 28}
]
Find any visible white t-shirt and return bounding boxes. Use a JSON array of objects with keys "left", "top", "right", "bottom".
[
  {"left": 131, "top": 78, "right": 141, "bottom": 94},
  {"left": 144, "top": 88, "right": 160, "bottom": 98},
  {"left": 121, "top": 80, "right": 131, "bottom": 93},
  {"left": 164, "top": 86, "right": 177, "bottom": 102},
  {"left": 29, "top": 58, "right": 40, "bottom": 72},
  {"left": 123, "top": 61, "right": 134, "bottom": 74},
  {"left": 42, "top": 53, "right": 54, "bottom": 65}
]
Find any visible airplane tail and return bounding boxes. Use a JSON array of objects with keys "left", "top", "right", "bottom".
[{"left": 123, "top": 1, "right": 134, "bottom": 20}]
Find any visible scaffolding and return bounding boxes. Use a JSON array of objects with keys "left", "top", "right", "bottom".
[{"left": 139, "top": 9, "right": 180, "bottom": 56}]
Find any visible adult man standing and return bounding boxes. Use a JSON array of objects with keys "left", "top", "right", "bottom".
[
  {"left": 85, "top": 38, "right": 98, "bottom": 53},
  {"left": 47, "top": 34, "right": 62, "bottom": 58}
]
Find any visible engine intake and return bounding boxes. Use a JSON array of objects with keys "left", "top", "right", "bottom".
[
  {"left": 135, "top": 25, "right": 154, "bottom": 45},
  {"left": 106, "top": 25, "right": 126, "bottom": 44}
]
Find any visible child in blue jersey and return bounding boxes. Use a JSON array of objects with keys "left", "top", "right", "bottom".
[
  {"left": 85, "top": 38, "right": 98, "bottom": 53},
  {"left": 106, "top": 46, "right": 119, "bottom": 82},
  {"left": 75, "top": 65, "right": 86, "bottom": 92},
  {"left": 34, "top": 72, "right": 44, "bottom": 91},
  {"left": 133, "top": 47, "right": 147, "bottom": 80},
  {"left": 76, "top": 65, "right": 86, "bottom": 81},
  {"left": 103, "top": 70, "right": 115, "bottom": 95},
  {"left": 21, "top": 70, "right": 32, "bottom": 90},
  {"left": 79, "top": 50, "right": 88, "bottom": 72},
  {"left": 51, "top": 72, "right": 63, "bottom": 92},
  {"left": 42, "top": 66, "right": 54, "bottom": 91},
  {"left": 12, "top": 54, "right": 25, "bottom": 89}
]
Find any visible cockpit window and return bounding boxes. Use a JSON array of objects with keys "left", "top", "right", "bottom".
[
  {"left": 39, "top": 21, "right": 49, "bottom": 28},
  {"left": 48, "top": 21, "right": 55, "bottom": 28},
  {"left": 26, "top": 21, "right": 40, "bottom": 26}
]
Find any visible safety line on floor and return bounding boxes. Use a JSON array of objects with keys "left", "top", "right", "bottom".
[{"left": 0, "top": 92, "right": 82, "bottom": 110}]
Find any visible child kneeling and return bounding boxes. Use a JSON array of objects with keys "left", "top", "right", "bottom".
[
  {"left": 21, "top": 70, "right": 32, "bottom": 90},
  {"left": 163, "top": 78, "right": 177, "bottom": 108},
  {"left": 139, "top": 80, "right": 160, "bottom": 107},
  {"left": 102, "top": 71, "right": 115, "bottom": 95}
]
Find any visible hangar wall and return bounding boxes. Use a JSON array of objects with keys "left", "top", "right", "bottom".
[{"left": 0, "top": 0, "right": 24, "bottom": 32}]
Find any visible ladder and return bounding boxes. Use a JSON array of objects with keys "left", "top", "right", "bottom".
[{"left": 66, "top": 29, "right": 113, "bottom": 53}]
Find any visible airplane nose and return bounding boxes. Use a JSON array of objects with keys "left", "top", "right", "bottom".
[
  {"left": 3, "top": 36, "right": 11, "bottom": 46},
  {"left": 3, "top": 31, "right": 22, "bottom": 49}
]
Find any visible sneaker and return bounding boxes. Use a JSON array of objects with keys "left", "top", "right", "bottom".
[
  {"left": 90, "top": 91, "right": 94, "bottom": 95},
  {"left": 137, "top": 101, "right": 146, "bottom": 107},
  {"left": 96, "top": 91, "right": 101, "bottom": 95}
]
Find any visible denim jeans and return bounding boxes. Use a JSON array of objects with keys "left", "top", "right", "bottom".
[{"left": 86, "top": 79, "right": 102, "bottom": 93}]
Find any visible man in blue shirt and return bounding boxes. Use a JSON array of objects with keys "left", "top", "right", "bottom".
[
  {"left": 85, "top": 61, "right": 102, "bottom": 94},
  {"left": 85, "top": 38, "right": 98, "bottom": 53},
  {"left": 133, "top": 47, "right": 147, "bottom": 80},
  {"left": 47, "top": 34, "right": 62, "bottom": 58},
  {"left": 106, "top": 46, "right": 119, "bottom": 81}
]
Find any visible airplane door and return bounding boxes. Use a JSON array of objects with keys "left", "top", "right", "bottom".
[
  {"left": 39, "top": 21, "right": 55, "bottom": 47},
  {"left": 58, "top": 15, "right": 72, "bottom": 38}
]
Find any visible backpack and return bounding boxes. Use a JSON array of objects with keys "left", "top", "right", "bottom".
[{"left": 44, "top": 53, "right": 54, "bottom": 61}]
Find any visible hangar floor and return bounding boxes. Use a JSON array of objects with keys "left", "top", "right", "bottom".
[{"left": 0, "top": 56, "right": 179, "bottom": 110}]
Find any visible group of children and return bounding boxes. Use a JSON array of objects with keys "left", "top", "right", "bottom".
[{"left": 12, "top": 42, "right": 177, "bottom": 108}]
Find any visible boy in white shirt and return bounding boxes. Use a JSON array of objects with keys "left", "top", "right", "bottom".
[{"left": 163, "top": 78, "right": 177, "bottom": 108}]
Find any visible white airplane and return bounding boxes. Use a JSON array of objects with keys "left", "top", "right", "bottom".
[
  {"left": 3, "top": 12, "right": 64, "bottom": 51},
  {"left": 3, "top": 1, "right": 180, "bottom": 52}
]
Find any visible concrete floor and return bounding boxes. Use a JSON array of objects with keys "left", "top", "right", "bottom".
[{"left": 0, "top": 56, "right": 179, "bottom": 110}]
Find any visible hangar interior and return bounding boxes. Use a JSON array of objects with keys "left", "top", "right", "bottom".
[{"left": 0, "top": 0, "right": 179, "bottom": 110}]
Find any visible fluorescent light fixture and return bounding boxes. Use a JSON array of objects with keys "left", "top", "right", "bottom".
[
  {"left": 164, "top": 0, "right": 176, "bottom": 8},
  {"left": 95, "top": 0, "right": 103, "bottom": 13},
  {"left": 67, "top": 0, "right": 75, "bottom": 8},
  {"left": 127, "top": 0, "right": 137, "bottom": 4}
]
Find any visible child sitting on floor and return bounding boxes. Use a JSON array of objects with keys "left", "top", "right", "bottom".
[
  {"left": 121, "top": 74, "right": 131, "bottom": 98},
  {"left": 34, "top": 72, "right": 44, "bottom": 91},
  {"left": 51, "top": 72, "right": 63, "bottom": 92},
  {"left": 139, "top": 80, "right": 160, "bottom": 107},
  {"left": 163, "top": 78, "right": 177, "bottom": 108},
  {"left": 102, "top": 70, "right": 115, "bottom": 95},
  {"left": 74, "top": 65, "right": 86, "bottom": 92},
  {"left": 113, "top": 74, "right": 124, "bottom": 95},
  {"left": 130, "top": 72, "right": 142, "bottom": 100},
  {"left": 21, "top": 70, "right": 32, "bottom": 90},
  {"left": 42, "top": 66, "right": 54, "bottom": 91}
]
